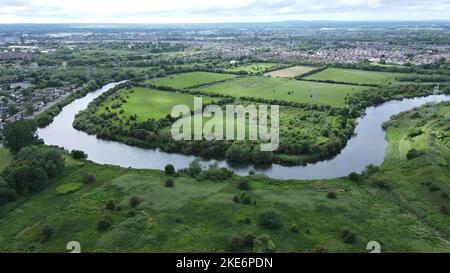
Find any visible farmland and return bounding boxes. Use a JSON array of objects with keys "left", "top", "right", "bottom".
[
  {"left": 98, "top": 87, "right": 216, "bottom": 122},
  {"left": 302, "top": 67, "right": 407, "bottom": 85},
  {"left": 147, "top": 72, "right": 238, "bottom": 90},
  {"left": 198, "top": 76, "right": 366, "bottom": 107},
  {"left": 265, "top": 66, "right": 318, "bottom": 78},
  {"left": 225, "top": 63, "right": 286, "bottom": 74}
]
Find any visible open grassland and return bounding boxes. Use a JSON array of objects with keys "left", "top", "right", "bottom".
[
  {"left": 98, "top": 87, "right": 215, "bottom": 122},
  {"left": 225, "top": 63, "right": 286, "bottom": 74},
  {"left": 1, "top": 101, "right": 450, "bottom": 253},
  {"left": 198, "top": 76, "right": 366, "bottom": 107},
  {"left": 0, "top": 148, "right": 12, "bottom": 172},
  {"left": 303, "top": 68, "right": 407, "bottom": 85},
  {"left": 147, "top": 72, "right": 238, "bottom": 90},
  {"left": 265, "top": 66, "right": 318, "bottom": 78}
]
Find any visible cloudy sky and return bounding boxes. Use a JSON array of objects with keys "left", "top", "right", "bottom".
[{"left": 0, "top": 0, "right": 449, "bottom": 23}]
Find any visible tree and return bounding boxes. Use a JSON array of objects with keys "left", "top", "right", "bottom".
[
  {"left": 258, "top": 211, "right": 281, "bottom": 229},
  {"left": 98, "top": 216, "right": 112, "bottom": 231},
  {"left": 348, "top": 172, "right": 361, "bottom": 183},
  {"left": 165, "top": 179, "right": 174, "bottom": 188},
  {"left": 238, "top": 179, "right": 250, "bottom": 190},
  {"left": 3, "top": 119, "right": 38, "bottom": 153},
  {"left": 84, "top": 174, "right": 96, "bottom": 184},
  {"left": 228, "top": 235, "right": 243, "bottom": 252},
  {"left": 164, "top": 164, "right": 175, "bottom": 175},
  {"left": 130, "top": 196, "right": 141, "bottom": 208},
  {"left": 71, "top": 150, "right": 88, "bottom": 160},
  {"left": 253, "top": 235, "right": 276, "bottom": 253},
  {"left": 0, "top": 178, "right": 17, "bottom": 205}
]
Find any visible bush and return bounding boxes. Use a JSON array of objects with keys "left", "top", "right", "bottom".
[
  {"left": 406, "top": 149, "right": 420, "bottom": 160},
  {"left": 253, "top": 235, "right": 276, "bottom": 253},
  {"left": 258, "top": 211, "right": 281, "bottom": 229},
  {"left": 165, "top": 179, "right": 174, "bottom": 188},
  {"left": 105, "top": 200, "right": 116, "bottom": 210},
  {"left": 127, "top": 210, "right": 136, "bottom": 218},
  {"left": 327, "top": 191, "right": 337, "bottom": 199},
  {"left": 240, "top": 192, "right": 252, "bottom": 205},
  {"left": 441, "top": 206, "right": 449, "bottom": 215},
  {"left": 129, "top": 196, "right": 141, "bottom": 208},
  {"left": 165, "top": 164, "right": 175, "bottom": 175},
  {"left": 243, "top": 233, "right": 256, "bottom": 247},
  {"left": 83, "top": 174, "right": 96, "bottom": 184},
  {"left": 238, "top": 179, "right": 250, "bottom": 190},
  {"left": 243, "top": 217, "right": 251, "bottom": 225},
  {"left": 340, "top": 227, "right": 356, "bottom": 244},
  {"left": 348, "top": 172, "right": 361, "bottom": 182},
  {"left": 429, "top": 184, "right": 440, "bottom": 192},
  {"left": 232, "top": 195, "right": 240, "bottom": 203},
  {"left": 41, "top": 225, "right": 54, "bottom": 242},
  {"left": 289, "top": 224, "right": 300, "bottom": 233},
  {"left": 98, "top": 216, "right": 112, "bottom": 231},
  {"left": 313, "top": 246, "right": 329, "bottom": 253},
  {"left": 71, "top": 150, "right": 88, "bottom": 160},
  {"left": 228, "top": 235, "right": 243, "bottom": 252}
]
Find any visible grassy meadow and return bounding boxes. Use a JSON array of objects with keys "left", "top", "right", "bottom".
[
  {"left": 0, "top": 103, "right": 449, "bottom": 253},
  {"left": 225, "top": 63, "right": 286, "bottom": 74},
  {"left": 98, "top": 87, "right": 216, "bottom": 122},
  {"left": 303, "top": 67, "right": 406, "bottom": 85},
  {"left": 198, "top": 76, "right": 366, "bottom": 107},
  {"left": 0, "top": 148, "right": 12, "bottom": 172},
  {"left": 147, "top": 72, "right": 238, "bottom": 90}
]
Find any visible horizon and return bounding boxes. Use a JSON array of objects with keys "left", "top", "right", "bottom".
[{"left": 1, "top": 0, "right": 449, "bottom": 24}]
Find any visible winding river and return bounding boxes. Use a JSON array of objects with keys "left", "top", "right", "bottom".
[{"left": 37, "top": 82, "right": 450, "bottom": 180}]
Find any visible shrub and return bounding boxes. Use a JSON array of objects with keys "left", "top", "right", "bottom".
[
  {"left": 228, "top": 235, "right": 243, "bottom": 252},
  {"left": 348, "top": 172, "right": 361, "bottom": 182},
  {"left": 253, "top": 235, "right": 276, "bottom": 253},
  {"left": 232, "top": 195, "right": 240, "bottom": 203},
  {"left": 289, "top": 224, "right": 300, "bottom": 233},
  {"left": 249, "top": 169, "right": 255, "bottom": 175},
  {"left": 327, "top": 191, "right": 337, "bottom": 199},
  {"left": 83, "top": 174, "right": 96, "bottom": 184},
  {"left": 258, "top": 211, "right": 281, "bottom": 230},
  {"left": 98, "top": 216, "right": 112, "bottom": 231},
  {"left": 243, "top": 217, "right": 251, "bottom": 225},
  {"left": 127, "top": 210, "right": 136, "bottom": 218},
  {"left": 406, "top": 149, "right": 420, "bottom": 160},
  {"left": 71, "top": 150, "right": 88, "bottom": 160},
  {"left": 429, "top": 184, "right": 440, "bottom": 192},
  {"left": 129, "top": 196, "right": 141, "bottom": 208},
  {"left": 41, "top": 225, "right": 54, "bottom": 242},
  {"left": 165, "top": 164, "right": 175, "bottom": 175},
  {"left": 238, "top": 179, "right": 250, "bottom": 190},
  {"left": 165, "top": 179, "right": 174, "bottom": 188},
  {"left": 340, "top": 227, "right": 356, "bottom": 244},
  {"left": 243, "top": 233, "right": 256, "bottom": 247},
  {"left": 240, "top": 192, "right": 252, "bottom": 205},
  {"left": 105, "top": 200, "right": 116, "bottom": 210},
  {"left": 441, "top": 192, "right": 449, "bottom": 200}
]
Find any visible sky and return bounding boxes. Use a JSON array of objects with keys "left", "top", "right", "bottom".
[{"left": 0, "top": 0, "right": 449, "bottom": 24}]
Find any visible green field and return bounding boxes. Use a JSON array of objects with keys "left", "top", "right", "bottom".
[
  {"left": 0, "top": 103, "right": 449, "bottom": 253},
  {"left": 147, "top": 72, "right": 238, "bottom": 90},
  {"left": 303, "top": 68, "right": 406, "bottom": 85},
  {"left": 225, "top": 63, "right": 286, "bottom": 74},
  {"left": 99, "top": 87, "right": 216, "bottom": 122},
  {"left": 0, "top": 148, "right": 12, "bottom": 172},
  {"left": 265, "top": 66, "right": 317, "bottom": 78},
  {"left": 198, "top": 76, "right": 366, "bottom": 107}
]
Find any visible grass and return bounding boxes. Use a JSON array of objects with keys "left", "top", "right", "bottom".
[
  {"left": 0, "top": 103, "right": 449, "bottom": 253},
  {"left": 0, "top": 148, "right": 12, "bottom": 172},
  {"left": 303, "top": 68, "right": 407, "bottom": 85},
  {"left": 264, "top": 66, "right": 317, "bottom": 78},
  {"left": 56, "top": 183, "right": 83, "bottom": 195},
  {"left": 225, "top": 63, "right": 286, "bottom": 74},
  {"left": 198, "top": 76, "right": 366, "bottom": 107},
  {"left": 98, "top": 87, "right": 216, "bottom": 122},
  {"left": 147, "top": 72, "right": 238, "bottom": 90}
]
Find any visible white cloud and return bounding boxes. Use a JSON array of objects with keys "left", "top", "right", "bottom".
[{"left": 0, "top": 0, "right": 448, "bottom": 23}]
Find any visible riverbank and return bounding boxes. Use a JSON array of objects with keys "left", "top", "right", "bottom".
[{"left": 1, "top": 102, "right": 449, "bottom": 253}]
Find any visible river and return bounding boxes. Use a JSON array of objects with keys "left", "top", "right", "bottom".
[{"left": 37, "top": 82, "right": 450, "bottom": 180}]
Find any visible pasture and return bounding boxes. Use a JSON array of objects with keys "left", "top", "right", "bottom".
[
  {"left": 302, "top": 67, "right": 406, "bottom": 85},
  {"left": 99, "top": 87, "right": 215, "bottom": 122},
  {"left": 147, "top": 72, "right": 238, "bottom": 90},
  {"left": 265, "top": 66, "right": 317, "bottom": 78},
  {"left": 225, "top": 63, "right": 286, "bottom": 74},
  {"left": 198, "top": 76, "right": 366, "bottom": 107}
]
